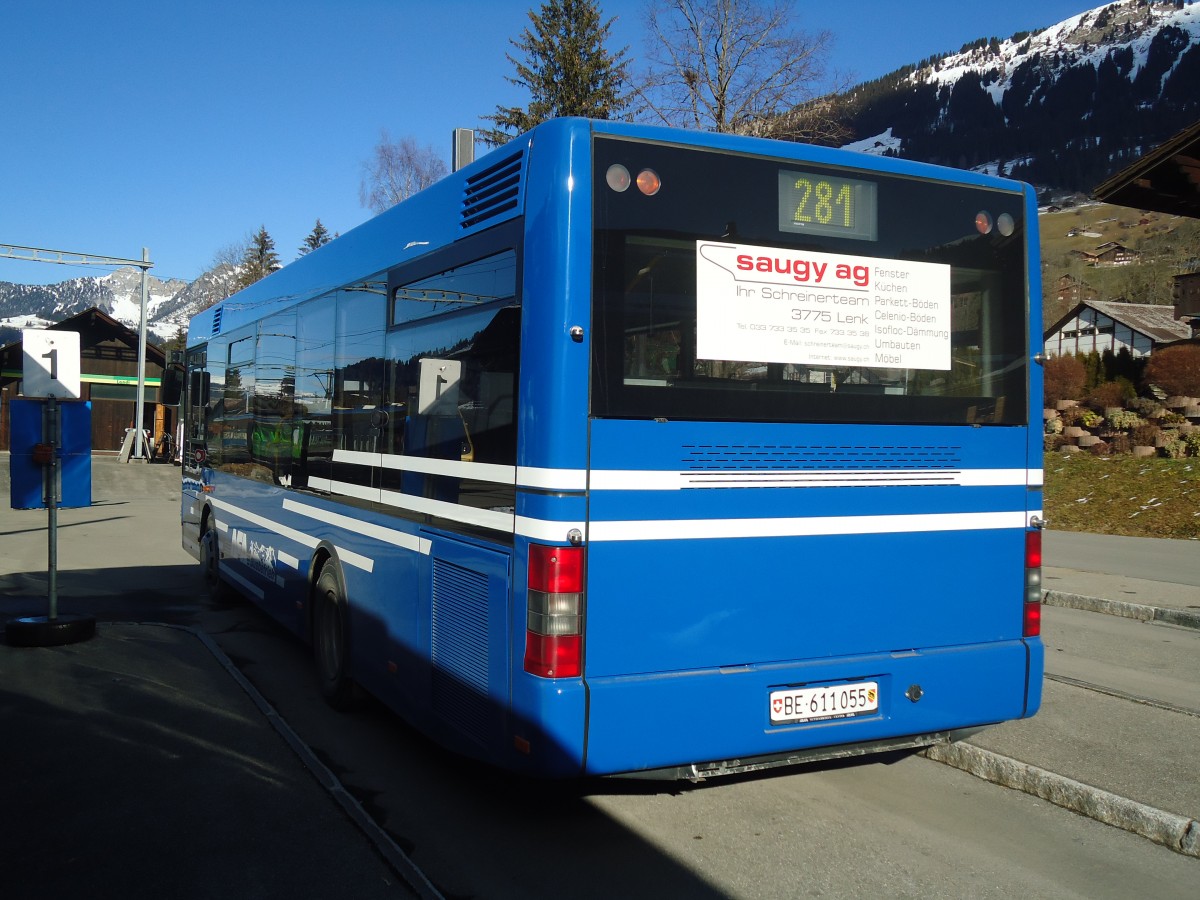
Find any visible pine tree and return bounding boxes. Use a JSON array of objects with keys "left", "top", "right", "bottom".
[
  {"left": 299, "top": 219, "right": 333, "bottom": 256},
  {"left": 480, "top": 0, "right": 629, "bottom": 146},
  {"left": 236, "top": 226, "right": 281, "bottom": 289}
]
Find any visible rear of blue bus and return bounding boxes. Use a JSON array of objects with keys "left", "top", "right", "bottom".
[{"left": 527, "top": 127, "right": 1043, "bottom": 778}]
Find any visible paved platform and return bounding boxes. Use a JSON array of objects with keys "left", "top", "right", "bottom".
[
  {"left": 0, "top": 622, "right": 419, "bottom": 898},
  {"left": 0, "top": 456, "right": 428, "bottom": 898}
]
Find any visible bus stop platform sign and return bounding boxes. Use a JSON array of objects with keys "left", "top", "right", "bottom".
[{"left": 9, "top": 398, "right": 92, "bottom": 509}]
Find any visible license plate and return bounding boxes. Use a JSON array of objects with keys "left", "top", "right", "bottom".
[{"left": 770, "top": 681, "right": 879, "bottom": 724}]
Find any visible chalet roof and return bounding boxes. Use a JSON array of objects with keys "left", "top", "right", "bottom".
[
  {"left": 1044, "top": 300, "right": 1191, "bottom": 344},
  {"left": 1093, "top": 119, "right": 1200, "bottom": 219}
]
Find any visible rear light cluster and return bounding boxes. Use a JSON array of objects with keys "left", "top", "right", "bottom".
[
  {"left": 524, "top": 544, "right": 584, "bottom": 678},
  {"left": 1023, "top": 530, "right": 1042, "bottom": 637}
]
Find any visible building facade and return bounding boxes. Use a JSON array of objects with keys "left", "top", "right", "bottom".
[
  {"left": 0, "top": 308, "right": 172, "bottom": 453},
  {"left": 1043, "top": 300, "right": 1192, "bottom": 358}
]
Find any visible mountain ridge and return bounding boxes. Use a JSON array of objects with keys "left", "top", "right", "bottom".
[{"left": 835, "top": 0, "right": 1200, "bottom": 189}]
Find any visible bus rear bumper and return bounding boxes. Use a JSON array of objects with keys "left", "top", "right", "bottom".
[
  {"left": 611, "top": 727, "right": 986, "bottom": 782},
  {"left": 583, "top": 639, "right": 1038, "bottom": 778}
]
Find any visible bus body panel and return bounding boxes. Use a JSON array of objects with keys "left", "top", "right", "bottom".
[
  {"left": 584, "top": 528, "right": 1030, "bottom": 675},
  {"left": 583, "top": 639, "right": 1032, "bottom": 775},
  {"left": 514, "top": 121, "right": 593, "bottom": 476},
  {"left": 583, "top": 418, "right": 1038, "bottom": 677}
]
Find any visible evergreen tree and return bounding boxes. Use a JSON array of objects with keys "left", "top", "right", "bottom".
[
  {"left": 299, "top": 219, "right": 333, "bottom": 256},
  {"left": 236, "top": 226, "right": 280, "bottom": 289},
  {"left": 480, "top": 0, "right": 629, "bottom": 146}
]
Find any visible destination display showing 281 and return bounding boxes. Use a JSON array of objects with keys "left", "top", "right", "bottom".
[{"left": 778, "top": 170, "right": 878, "bottom": 241}]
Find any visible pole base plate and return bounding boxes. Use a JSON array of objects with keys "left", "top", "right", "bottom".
[{"left": 5, "top": 614, "right": 97, "bottom": 647}]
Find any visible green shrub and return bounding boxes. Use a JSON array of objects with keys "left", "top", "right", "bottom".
[
  {"left": 1044, "top": 434, "right": 1068, "bottom": 452},
  {"left": 1159, "top": 439, "right": 1187, "bottom": 459},
  {"left": 1059, "top": 406, "right": 1086, "bottom": 426},
  {"left": 1127, "top": 397, "right": 1163, "bottom": 417},
  {"left": 1105, "top": 409, "right": 1142, "bottom": 430}
]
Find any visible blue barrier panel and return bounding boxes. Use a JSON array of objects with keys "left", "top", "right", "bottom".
[{"left": 9, "top": 398, "right": 92, "bottom": 510}]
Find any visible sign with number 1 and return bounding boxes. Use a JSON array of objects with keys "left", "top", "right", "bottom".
[{"left": 22, "top": 329, "right": 82, "bottom": 399}]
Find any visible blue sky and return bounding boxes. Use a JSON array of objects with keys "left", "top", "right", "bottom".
[{"left": 1, "top": 0, "right": 1093, "bottom": 287}]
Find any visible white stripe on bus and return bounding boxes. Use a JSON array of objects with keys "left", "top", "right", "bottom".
[
  {"left": 209, "top": 497, "right": 374, "bottom": 573},
  {"left": 282, "top": 498, "right": 432, "bottom": 555},
  {"left": 328, "top": 450, "right": 1040, "bottom": 493},
  {"left": 213, "top": 490, "right": 1040, "bottom": 551},
  {"left": 588, "top": 468, "right": 1040, "bottom": 490},
  {"left": 585, "top": 510, "right": 1038, "bottom": 542}
]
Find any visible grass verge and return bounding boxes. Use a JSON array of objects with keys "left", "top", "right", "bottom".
[{"left": 1043, "top": 452, "right": 1200, "bottom": 540}]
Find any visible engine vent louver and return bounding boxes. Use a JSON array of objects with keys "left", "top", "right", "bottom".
[
  {"left": 431, "top": 557, "right": 490, "bottom": 745},
  {"left": 682, "top": 444, "right": 963, "bottom": 470},
  {"left": 460, "top": 150, "right": 523, "bottom": 230},
  {"left": 210, "top": 306, "right": 223, "bottom": 335}
]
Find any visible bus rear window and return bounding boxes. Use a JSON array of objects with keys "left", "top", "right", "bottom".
[{"left": 591, "top": 138, "right": 1028, "bottom": 426}]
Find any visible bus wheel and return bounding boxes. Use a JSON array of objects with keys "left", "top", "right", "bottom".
[
  {"left": 313, "top": 564, "right": 359, "bottom": 710},
  {"left": 200, "top": 522, "right": 233, "bottom": 604}
]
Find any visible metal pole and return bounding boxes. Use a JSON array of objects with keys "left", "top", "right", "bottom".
[
  {"left": 46, "top": 395, "right": 59, "bottom": 620},
  {"left": 134, "top": 247, "right": 149, "bottom": 460}
]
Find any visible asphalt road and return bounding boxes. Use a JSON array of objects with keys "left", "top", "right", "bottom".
[
  {"left": 1044, "top": 530, "right": 1200, "bottom": 586},
  {"left": 215, "top": 605, "right": 1198, "bottom": 899}
]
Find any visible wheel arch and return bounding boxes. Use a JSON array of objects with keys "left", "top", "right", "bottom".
[{"left": 305, "top": 541, "right": 343, "bottom": 640}]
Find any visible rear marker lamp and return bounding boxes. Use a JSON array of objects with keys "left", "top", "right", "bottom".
[
  {"left": 1023, "top": 530, "right": 1042, "bottom": 637},
  {"left": 524, "top": 544, "right": 584, "bottom": 678},
  {"left": 636, "top": 168, "right": 661, "bottom": 196}
]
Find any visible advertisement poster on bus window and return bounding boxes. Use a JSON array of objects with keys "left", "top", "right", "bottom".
[{"left": 695, "top": 241, "right": 952, "bottom": 371}]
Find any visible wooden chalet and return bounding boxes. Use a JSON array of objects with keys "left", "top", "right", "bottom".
[
  {"left": 1043, "top": 300, "right": 1192, "bottom": 359},
  {"left": 0, "top": 307, "right": 172, "bottom": 453}
]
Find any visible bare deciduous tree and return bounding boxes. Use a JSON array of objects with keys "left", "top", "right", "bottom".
[
  {"left": 359, "top": 130, "right": 448, "bottom": 214},
  {"left": 639, "top": 0, "right": 849, "bottom": 144},
  {"left": 207, "top": 235, "right": 251, "bottom": 301}
]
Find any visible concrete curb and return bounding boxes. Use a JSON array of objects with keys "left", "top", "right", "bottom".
[
  {"left": 1043, "top": 590, "right": 1200, "bottom": 630},
  {"left": 924, "top": 740, "right": 1199, "bottom": 858}
]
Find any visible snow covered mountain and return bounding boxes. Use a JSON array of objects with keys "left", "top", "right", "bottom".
[
  {"left": 838, "top": 0, "right": 1200, "bottom": 189},
  {"left": 0, "top": 264, "right": 237, "bottom": 348}
]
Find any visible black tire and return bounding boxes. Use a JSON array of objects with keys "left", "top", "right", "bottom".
[
  {"left": 313, "top": 563, "right": 359, "bottom": 710},
  {"left": 200, "top": 520, "right": 234, "bottom": 604},
  {"left": 6, "top": 614, "right": 96, "bottom": 647}
]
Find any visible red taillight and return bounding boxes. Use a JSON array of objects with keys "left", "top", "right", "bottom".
[
  {"left": 524, "top": 544, "right": 584, "bottom": 678},
  {"left": 1023, "top": 530, "right": 1042, "bottom": 637},
  {"left": 1025, "top": 529, "right": 1042, "bottom": 569},
  {"left": 1023, "top": 600, "right": 1042, "bottom": 637},
  {"left": 528, "top": 543, "right": 583, "bottom": 594}
]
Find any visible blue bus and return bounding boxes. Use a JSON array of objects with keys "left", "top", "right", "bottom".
[{"left": 181, "top": 118, "right": 1044, "bottom": 779}]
